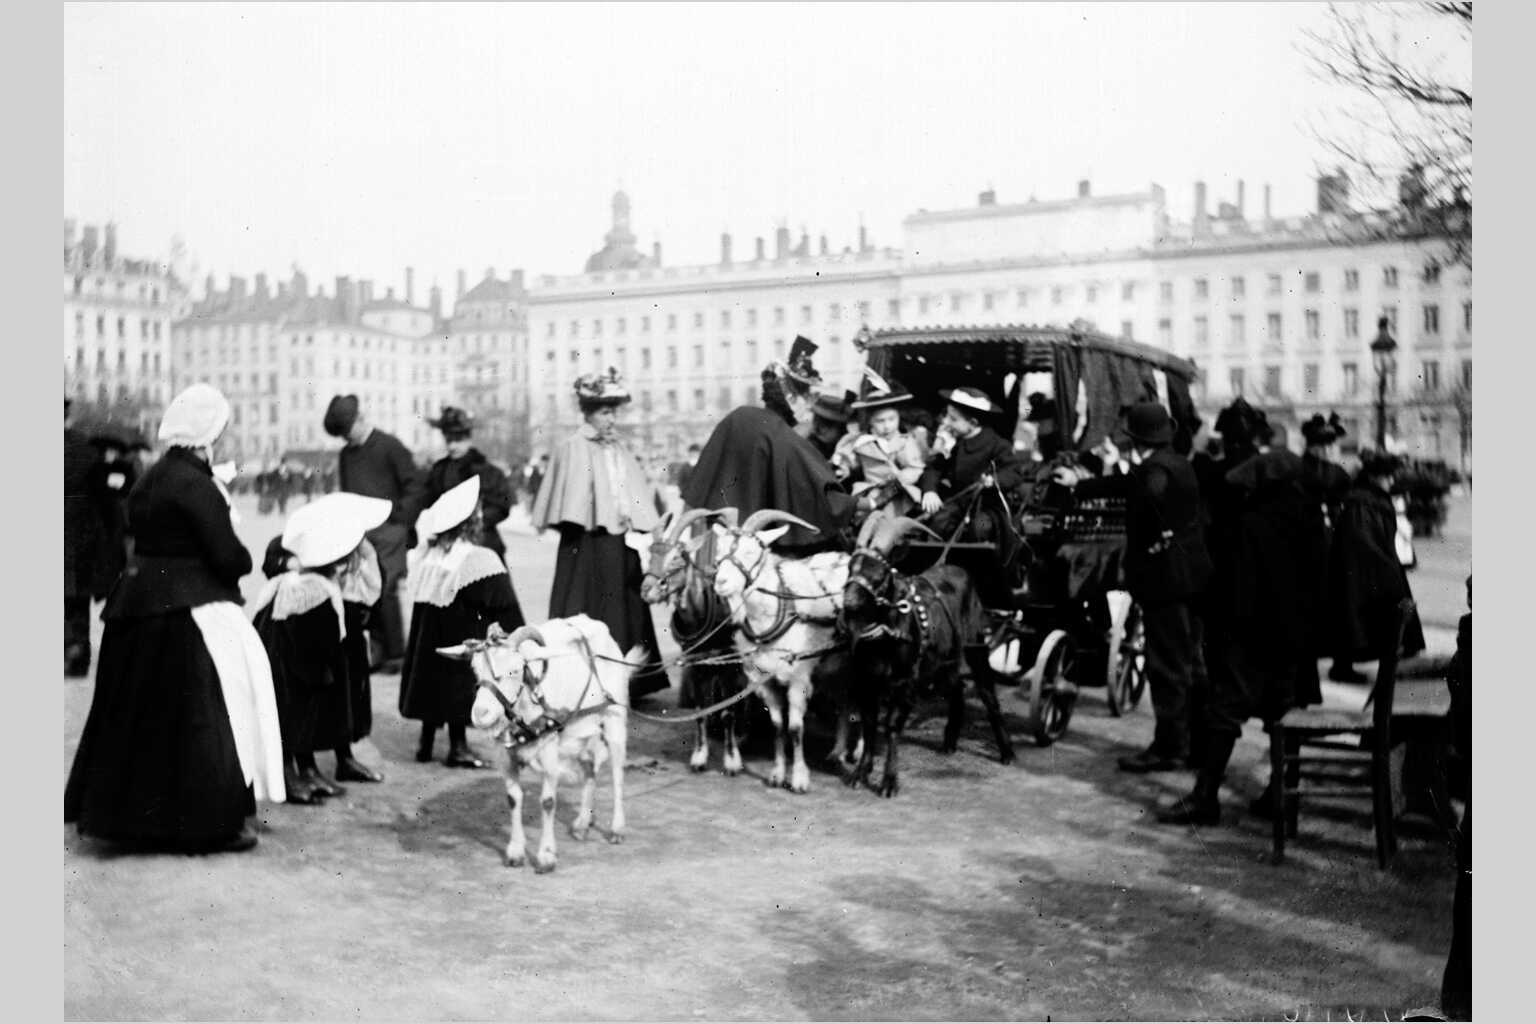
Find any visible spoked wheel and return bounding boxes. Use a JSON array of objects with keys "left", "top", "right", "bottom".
[
  {"left": 1025, "top": 629, "right": 1078, "bottom": 746},
  {"left": 1104, "top": 592, "right": 1148, "bottom": 717}
]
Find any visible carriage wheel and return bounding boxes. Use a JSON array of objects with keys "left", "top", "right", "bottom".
[
  {"left": 1026, "top": 630, "right": 1078, "bottom": 747},
  {"left": 1104, "top": 595, "right": 1148, "bottom": 716}
]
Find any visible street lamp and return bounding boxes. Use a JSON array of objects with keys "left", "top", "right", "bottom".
[{"left": 1370, "top": 315, "right": 1398, "bottom": 450}]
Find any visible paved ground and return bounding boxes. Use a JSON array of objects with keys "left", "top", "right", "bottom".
[{"left": 63, "top": 493, "right": 1471, "bottom": 1020}]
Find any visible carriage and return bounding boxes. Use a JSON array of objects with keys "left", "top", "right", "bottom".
[{"left": 858, "top": 323, "right": 1204, "bottom": 747}]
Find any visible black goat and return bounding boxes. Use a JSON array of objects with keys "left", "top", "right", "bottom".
[{"left": 840, "top": 516, "right": 1016, "bottom": 797}]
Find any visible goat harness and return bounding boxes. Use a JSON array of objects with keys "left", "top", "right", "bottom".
[{"left": 471, "top": 633, "right": 615, "bottom": 753}]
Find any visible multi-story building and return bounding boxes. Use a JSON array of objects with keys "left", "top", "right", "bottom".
[
  {"left": 171, "top": 269, "right": 455, "bottom": 467},
  {"left": 525, "top": 191, "right": 904, "bottom": 462},
  {"left": 528, "top": 182, "right": 1470, "bottom": 468},
  {"left": 63, "top": 220, "right": 189, "bottom": 436},
  {"left": 446, "top": 269, "right": 531, "bottom": 465}
]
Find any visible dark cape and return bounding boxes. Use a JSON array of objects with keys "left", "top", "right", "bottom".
[
  {"left": 64, "top": 427, "right": 99, "bottom": 602},
  {"left": 550, "top": 526, "right": 669, "bottom": 697},
  {"left": 398, "top": 558, "right": 525, "bottom": 726},
  {"left": 65, "top": 447, "right": 256, "bottom": 845},
  {"left": 423, "top": 448, "right": 514, "bottom": 557},
  {"left": 87, "top": 457, "right": 135, "bottom": 599},
  {"left": 253, "top": 591, "right": 351, "bottom": 757},
  {"left": 680, "top": 405, "right": 854, "bottom": 555},
  {"left": 1328, "top": 480, "right": 1428, "bottom": 662}
]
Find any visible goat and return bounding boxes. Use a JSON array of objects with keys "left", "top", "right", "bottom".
[
  {"left": 441, "top": 615, "right": 643, "bottom": 872},
  {"left": 708, "top": 508, "right": 852, "bottom": 793},
  {"left": 639, "top": 507, "right": 747, "bottom": 775},
  {"left": 840, "top": 516, "right": 1016, "bottom": 798}
]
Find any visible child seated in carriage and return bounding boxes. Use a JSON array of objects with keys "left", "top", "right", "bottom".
[{"left": 834, "top": 369, "right": 927, "bottom": 524}]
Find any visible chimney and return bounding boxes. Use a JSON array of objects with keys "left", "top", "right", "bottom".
[
  {"left": 292, "top": 269, "right": 308, "bottom": 299},
  {"left": 797, "top": 229, "right": 810, "bottom": 258},
  {"left": 103, "top": 222, "right": 118, "bottom": 265},
  {"left": 978, "top": 188, "right": 997, "bottom": 206},
  {"left": 1316, "top": 170, "right": 1350, "bottom": 214},
  {"left": 1264, "top": 183, "right": 1273, "bottom": 221},
  {"left": 229, "top": 275, "right": 248, "bottom": 305},
  {"left": 277, "top": 282, "right": 289, "bottom": 300},
  {"left": 405, "top": 267, "right": 415, "bottom": 305},
  {"left": 204, "top": 273, "right": 217, "bottom": 300},
  {"left": 359, "top": 279, "right": 374, "bottom": 307},
  {"left": 81, "top": 225, "right": 99, "bottom": 265},
  {"left": 254, "top": 273, "right": 269, "bottom": 299},
  {"left": 652, "top": 241, "right": 662, "bottom": 265},
  {"left": 1236, "top": 179, "right": 1246, "bottom": 218},
  {"left": 335, "top": 275, "right": 352, "bottom": 319},
  {"left": 720, "top": 232, "right": 733, "bottom": 266},
  {"left": 429, "top": 283, "right": 443, "bottom": 320},
  {"left": 510, "top": 269, "right": 524, "bottom": 293},
  {"left": 456, "top": 269, "right": 467, "bottom": 300},
  {"left": 819, "top": 234, "right": 829, "bottom": 256},
  {"left": 754, "top": 236, "right": 766, "bottom": 261},
  {"left": 775, "top": 226, "right": 791, "bottom": 260},
  {"left": 858, "top": 224, "right": 869, "bottom": 252},
  {"left": 1193, "top": 181, "right": 1209, "bottom": 235},
  {"left": 1078, "top": 179, "right": 1091, "bottom": 198}
]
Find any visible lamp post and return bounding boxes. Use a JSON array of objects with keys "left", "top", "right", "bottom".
[{"left": 1370, "top": 315, "right": 1398, "bottom": 451}]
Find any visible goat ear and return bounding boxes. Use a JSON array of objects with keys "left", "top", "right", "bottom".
[
  {"left": 755, "top": 524, "right": 791, "bottom": 548},
  {"left": 709, "top": 522, "right": 728, "bottom": 541},
  {"left": 682, "top": 532, "right": 708, "bottom": 556},
  {"left": 435, "top": 644, "right": 472, "bottom": 661}
]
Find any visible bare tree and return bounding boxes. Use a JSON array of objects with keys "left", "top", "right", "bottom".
[{"left": 1301, "top": 2, "right": 1471, "bottom": 265}]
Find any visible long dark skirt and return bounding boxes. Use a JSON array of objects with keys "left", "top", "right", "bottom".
[
  {"left": 550, "top": 526, "right": 668, "bottom": 697},
  {"left": 329, "top": 602, "right": 372, "bottom": 744},
  {"left": 65, "top": 611, "right": 254, "bottom": 845},
  {"left": 399, "top": 573, "right": 525, "bottom": 726}
]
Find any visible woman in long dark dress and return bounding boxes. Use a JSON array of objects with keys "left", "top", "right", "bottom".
[
  {"left": 254, "top": 494, "right": 392, "bottom": 803},
  {"left": 65, "top": 383, "right": 285, "bottom": 853},
  {"left": 531, "top": 368, "right": 667, "bottom": 697},
  {"left": 399, "top": 476, "right": 526, "bottom": 768}
]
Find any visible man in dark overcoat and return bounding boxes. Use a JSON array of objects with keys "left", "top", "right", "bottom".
[
  {"left": 1059, "top": 401, "right": 1212, "bottom": 773},
  {"left": 64, "top": 398, "right": 101, "bottom": 677},
  {"left": 1159, "top": 423, "right": 1327, "bottom": 825},
  {"left": 421, "top": 406, "right": 514, "bottom": 560},
  {"left": 1300, "top": 413, "right": 1366, "bottom": 683},
  {"left": 324, "top": 394, "right": 423, "bottom": 673},
  {"left": 1327, "top": 451, "right": 1427, "bottom": 664}
]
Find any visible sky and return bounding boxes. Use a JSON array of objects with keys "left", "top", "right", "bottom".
[{"left": 63, "top": 2, "right": 1460, "bottom": 301}]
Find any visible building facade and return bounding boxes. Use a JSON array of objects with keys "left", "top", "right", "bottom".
[
  {"left": 170, "top": 269, "right": 456, "bottom": 468},
  {"left": 525, "top": 192, "right": 904, "bottom": 463},
  {"left": 526, "top": 184, "right": 1471, "bottom": 468},
  {"left": 445, "top": 269, "right": 532, "bottom": 466},
  {"left": 64, "top": 220, "right": 189, "bottom": 437}
]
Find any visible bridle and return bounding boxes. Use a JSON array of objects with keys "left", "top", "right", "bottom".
[
  {"left": 842, "top": 549, "right": 910, "bottom": 641},
  {"left": 467, "top": 635, "right": 611, "bottom": 751}
]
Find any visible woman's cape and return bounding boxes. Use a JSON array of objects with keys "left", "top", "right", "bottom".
[{"left": 531, "top": 428, "right": 660, "bottom": 534}]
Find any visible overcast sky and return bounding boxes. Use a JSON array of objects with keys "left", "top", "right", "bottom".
[{"left": 64, "top": 2, "right": 1457, "bottom": 300}]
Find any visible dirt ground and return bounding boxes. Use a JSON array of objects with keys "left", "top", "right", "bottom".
[{"left": 62, "top": 493, "right": 1470, "bottom": 1021}]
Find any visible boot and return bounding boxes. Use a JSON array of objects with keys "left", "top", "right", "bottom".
[
  {"left": 334, "top": 747, "right": 385, "bottom": 783},
  {"left": 284, "top": 764, "right": 324, "bottom": 806},
  {"left": 415, "top": 724, "right": 437, "bottom": 764},
  {"left": 1157, "top": 733, "right": 1235, "bottom": 826},
  {"left": 444, "top": 724, "right": 489, "bottom": 769},
  {"left": 297, "top": 756, "right": 347, "bottom": 798}
]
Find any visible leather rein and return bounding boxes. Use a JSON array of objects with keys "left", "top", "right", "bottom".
[{"left": 470, "top": 633, "right": 614, "bottom": 752}]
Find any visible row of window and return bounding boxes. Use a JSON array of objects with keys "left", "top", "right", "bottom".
[
  {"left": 1225, "top": 357, "right": 1471, "bottom": 401},
  {"left": 70, "top": 276, "right": 165, "bottom": 304},
  {"left": 72, "top": 347, "right": 165, "bottom": 374},
  {"left": 1160, "top": 301, "right": 1472, "bottom": 349},
  {"left": 73, "top": 312, "right": 166, "bottom": 342},
  {"left": 550, "top": 301, "right": 885, "bottom": 340},
  {"left": 1164, "top": 263, "right": 1442, "bottom": 304}
]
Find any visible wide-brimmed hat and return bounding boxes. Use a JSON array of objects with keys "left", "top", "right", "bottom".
[
  {"left": 1214, "top": 397, "right": 1267, "bottom": 446},
  {"left": 574, "top": 367, "right": 631, "bottom": 408},
  {"left": 281, "top": 493, "right": 391, "bottom": 569},
  {"left": 1122, "top": 401, "right": 1174, "bottom": 447},
  {"left": 429, "top": 406, "right": 474, "bottom": 438},
  {"left": 323, "top": 394, "right": 360, "bottom": 438},
  {"left": 939, "top": 387, "right": 1002, "bottom": 417},
  {"left": 849, "top": 367, "right": 913, "bottom": 411},
  {"left": 1359, "top": 450, "right": 1403, "bottom": 478},
  {"left": 781, "top": 336, "right": 823, "bottom": 388},
  {"left": 811, "top": 391, "right": 855, "bottom": 424},
  {"left": 159, "top": 384, "right": 231, "bottom": 448},
  {"left": 420, "top": 475, "right": 481, "bottom": 537}
]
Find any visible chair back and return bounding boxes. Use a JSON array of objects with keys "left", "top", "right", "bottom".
[{"left": 1368, "top": 598, "right": 1417, "bottom": 733}]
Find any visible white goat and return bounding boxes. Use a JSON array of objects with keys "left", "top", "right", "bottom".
[
  {"left": 441, "top": 615, "right": 644, "bottom": 873},
  {"left": 709, "top": 509, "right": 851, "bottom": 794}
]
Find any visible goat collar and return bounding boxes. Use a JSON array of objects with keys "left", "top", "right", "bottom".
[{"left": 474, "top": 634, "right": 612, "bottom": 751}]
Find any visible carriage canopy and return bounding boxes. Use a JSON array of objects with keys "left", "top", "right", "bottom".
[{"left": 861, "top": 324, "right": 1202, "bottom": 452}]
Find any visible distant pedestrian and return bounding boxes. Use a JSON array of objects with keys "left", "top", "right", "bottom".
[
  {"left": 422, "top": 406, "right": 514, "bottom": 560},
  {"left": 87, "top": 426, "right": 138, "bottom": 602},
  {"left": 400, "top": 477, "right": 525, "bottom": 768},
  {"left": 324, "top": 394, "right": 423, "bottom": 675},
  {"left": 525, "top": 454, "right": 548, "bottom": 514},
  {"left": 1327, "top": 451, "right": 1427, "bottom": 666},
  {"left": 65, "top": 383, "right": 284, "bottom": 854},
  {"left": 64, "top": 398, "right": 100, "bottom": 678}
]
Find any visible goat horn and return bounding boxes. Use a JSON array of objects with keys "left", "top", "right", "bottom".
[
  {"left": 872, "top": 516, "right": 940, "bottom": 554},
  {"left": 707, "top": 506, "right": 740, "bottom": 530},
  {"left": 855, "top": 513, "right": 882, "bottom": 551},
  {"left": 666, "top": 507, "right": 718, "bottom": 543},
  {"left": 501, "top": 624, "right": 547, "bottom": 651},
  {"left": 655, "top": 507, "right": 677, "bottom": 542},
  {"left": 739, "top": 508, "right": 820, "bottom": 536}
]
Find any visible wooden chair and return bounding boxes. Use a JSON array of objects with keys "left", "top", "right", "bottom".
[{"left": 1269, "top": 599, "right": 1416, "bottom": 868}]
